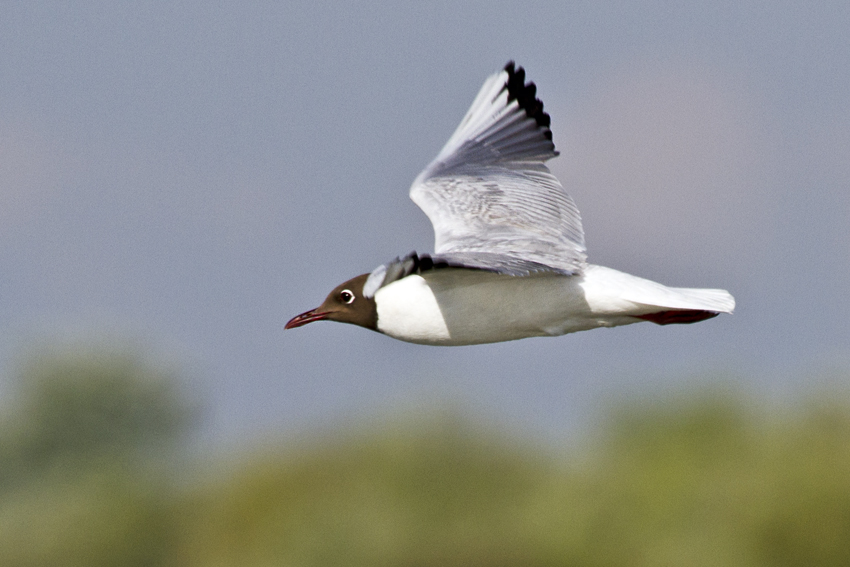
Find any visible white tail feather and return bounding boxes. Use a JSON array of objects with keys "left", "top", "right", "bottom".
[{"left": 583, "top": 264, "right": 735, "bottom": 314}]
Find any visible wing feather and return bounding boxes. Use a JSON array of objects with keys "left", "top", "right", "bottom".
[{"left": 409, "top": 62, "right": 586, "bottom": 275}]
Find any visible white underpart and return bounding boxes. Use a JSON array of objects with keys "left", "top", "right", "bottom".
[{"left": 373, "top": 266, "right": 734, "bottom": 346}]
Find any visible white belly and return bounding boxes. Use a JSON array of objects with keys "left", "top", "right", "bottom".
[{"left": 373, "top": 267, "right": 643, "bottom": 346}]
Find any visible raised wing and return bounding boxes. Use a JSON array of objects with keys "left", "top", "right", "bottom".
[{"left": 409, "top": 62, "right": 586, "bottom": 275}]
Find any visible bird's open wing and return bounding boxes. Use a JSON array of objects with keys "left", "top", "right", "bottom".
[{"left": 409, "top": 62, "right": 586, "bottom": 275}]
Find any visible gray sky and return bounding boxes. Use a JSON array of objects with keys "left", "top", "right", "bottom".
[{"left": 1, "top": 2, "right": 848, "bottom": 446}]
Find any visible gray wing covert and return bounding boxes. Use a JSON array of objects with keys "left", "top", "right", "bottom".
[{"left": 409, "top": 62, "right": 586, "bottom": 275}]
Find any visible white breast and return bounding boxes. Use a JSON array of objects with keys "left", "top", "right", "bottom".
[{"left": 374, "top": 275, "right": 451, "bottom": 343}]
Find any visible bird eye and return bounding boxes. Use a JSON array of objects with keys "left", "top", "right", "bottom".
[{"left": 339, "top": 289, "right": 355, "bottom": 304}]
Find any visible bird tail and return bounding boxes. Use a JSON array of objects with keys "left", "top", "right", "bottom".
[
  {"left": 584, "top": 265, "right": 735, "bottom": 325},
  {"left": 630, "top": 284, "right": 736, "bottom": 314}
]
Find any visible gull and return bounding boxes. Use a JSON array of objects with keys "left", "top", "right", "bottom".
[{"left": 286, "top": 62, "right": 734, "bottom": 346}]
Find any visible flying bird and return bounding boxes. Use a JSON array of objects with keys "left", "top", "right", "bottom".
[{"left": 286, "top": 62, "right": 734, "bottom": 346}]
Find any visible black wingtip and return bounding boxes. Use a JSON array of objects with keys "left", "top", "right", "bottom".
[{"left": 501, "top": 61, "right": 554, "bottom": 141}]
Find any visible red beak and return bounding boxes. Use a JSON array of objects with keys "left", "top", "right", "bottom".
[{"left": 285, "top": 308, "right": 330, "bottom": 329}]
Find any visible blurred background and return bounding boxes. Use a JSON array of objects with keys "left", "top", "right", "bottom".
[{"left": 1, "top": 2, "right": 848, "bottom": 565}]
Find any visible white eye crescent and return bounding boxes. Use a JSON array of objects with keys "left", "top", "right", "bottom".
[{"left": 339, "top": 289, "right": 355, "bottom": 304}]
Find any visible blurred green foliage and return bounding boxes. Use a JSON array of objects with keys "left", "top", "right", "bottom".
[
  {"left": 0, "top": 348, "right": 848, "bottom": 566},
  {"left": 0, "top": 350, "right": 189, "bottom": 567}
]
